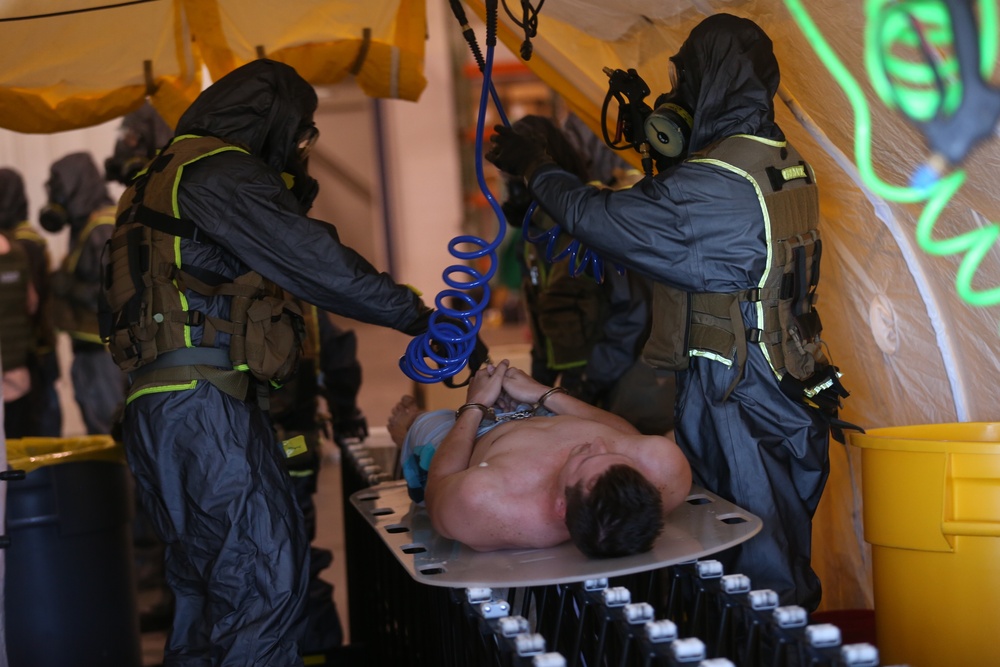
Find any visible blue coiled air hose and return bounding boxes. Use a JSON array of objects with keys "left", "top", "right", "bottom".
[
  {"left": 399, "top": 10, "right": 511, "bottom": 384},
  {"left": 521, "top": 201, "right": 609, "bottom": 281},
  {"left": 400, "top": 0, "right": 614, "bottom": 382}
]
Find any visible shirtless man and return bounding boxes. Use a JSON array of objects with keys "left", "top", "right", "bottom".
[{"left": 388, "top": 360, "right": 691, "bottom": 558}]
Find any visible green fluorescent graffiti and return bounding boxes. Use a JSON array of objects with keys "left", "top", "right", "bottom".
[{"left": 783, "top": 0, "right": 1000, "bottom": 318}]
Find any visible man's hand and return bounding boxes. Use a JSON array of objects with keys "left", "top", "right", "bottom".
[
  {"left": 499, "top": 365, "right": 549, "bottom": 405},
  {"left": 465, "top": 359, "right": 509, "bottom": 408},
  {"left": 485, "top": 125, "right": 553, "bottom": 180}
]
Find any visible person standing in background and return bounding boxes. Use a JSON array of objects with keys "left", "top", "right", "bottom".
[
  {"left": 488, "top": 15, "right": 854, "bottom": 610},
  {"left": 42, "top": 152, "right": 126, "bottom": 435},
  {"left": 104, "top": 100, "right": 173, "bottom": 186},
  {"left": 503, "top": 114, "right": 676, "bottom": 436},
  {"left": 0, "top": 167, "right": 62, "bottom": 436},
  {"left": 0, "top": 218, "right": 38, "bottom": 438}
]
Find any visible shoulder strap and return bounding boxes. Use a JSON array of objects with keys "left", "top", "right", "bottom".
[{"left": 117, "top": 135, "right": 248, "bottom": 242}]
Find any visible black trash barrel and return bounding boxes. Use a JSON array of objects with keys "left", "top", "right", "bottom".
[{"left": 5, "top": 436, "right": 141, "bottom": 667}]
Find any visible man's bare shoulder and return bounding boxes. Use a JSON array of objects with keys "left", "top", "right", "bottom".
[
  {"left": 626, "top": 434, "right": 693, "bottom": 512},
  {"left": 427, "top": 464, "right": 566, "bottom": 551}
]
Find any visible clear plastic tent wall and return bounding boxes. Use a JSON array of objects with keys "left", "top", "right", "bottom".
[
  {"left": 463, "top": 0, "right": 1000, "bottom": 609},
  {"left": 0, "top": 0, "right": 427, "bottom": 133}
]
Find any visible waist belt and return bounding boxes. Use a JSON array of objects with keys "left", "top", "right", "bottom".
[
  {"left": 135, "top": 346, "right": 233, "bottom": 372},
  {"left": 129, "top": 347, "right": 265, "bottom": 407}
]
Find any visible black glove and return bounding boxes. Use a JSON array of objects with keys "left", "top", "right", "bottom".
[
  {"left": 443, "top": 333, "right": 491, "bottom": 389},
  {"left": 401, "top": 305, "right": 434, "bottom": 336},
  {"left": 485, "top": 124, "right": 553, "bottom": 180},
  {"left": 501, "top": 176, "right": 533, "bottom": 227},
  {"left": 332, "top": 407, "right": 369, "bottom": 444}
]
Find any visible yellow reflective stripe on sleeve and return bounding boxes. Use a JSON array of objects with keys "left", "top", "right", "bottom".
[
  {"left": 126, "top": 380, "right": 199, "bottom": 404},
  {"left": 234, "top": 363, "right": 250, "bottom": 372}
]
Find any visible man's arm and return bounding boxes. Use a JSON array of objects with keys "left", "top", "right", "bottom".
[{"left": 424, "top": 360, "right": 509, "bottom": 541}]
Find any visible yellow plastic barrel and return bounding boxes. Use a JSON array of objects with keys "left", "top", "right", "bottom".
[{"left": 850, "top": 423, "right": 1000, "bottom": 667}]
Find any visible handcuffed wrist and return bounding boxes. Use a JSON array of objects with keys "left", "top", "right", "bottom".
[
  {"left": 533, "top": 386, "right": 568, "bottom": 412},
  {"left": 456, "top": 402, "right": 492, "bottom": 421}
]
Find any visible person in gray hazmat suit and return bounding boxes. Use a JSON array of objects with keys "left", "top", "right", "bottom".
[
  {"left": 102, "top": 59, "right": 432, "bottom": 665},
  {"left": 487, "top": 14, "right": 856, "bottom": 611},
  {"left": 43, "top": 152, "right": 126, "bottom": 435}
]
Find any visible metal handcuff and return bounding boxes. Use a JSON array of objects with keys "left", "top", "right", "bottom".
[{"left": 454, "top": 386, "right": 568, "bottom": 423}]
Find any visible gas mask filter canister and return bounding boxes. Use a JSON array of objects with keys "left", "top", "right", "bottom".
[
  {"left": 39, "top": 202, "right": 69, "bottom": 233},
  {"left": 643, "top": 97, "right": 693, "bottom": 159}
]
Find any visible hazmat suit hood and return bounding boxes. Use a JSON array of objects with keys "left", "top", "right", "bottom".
[
  {"left": 671, "top": 13, "right": 783, "bottom": 153},
  {"left": 0, "top": 167, "right": 28, "bottom": 230},
  {"left": 105, "top": 101, "right": 174, "bottom": 184},
  {"left": 47, "top": 152, "right": 113, "bottom": 230},
  {"left": 175, "top": 59, "right": 319, "bottom": 174}
]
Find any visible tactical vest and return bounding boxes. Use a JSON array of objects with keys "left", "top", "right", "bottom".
[
  {"left": 51, "top": 208, "right": 115, "bottom": 343},
  {"left": 103, "top": 135, "right": 304, "bottom": 396},
  {"left": 522, "top": 212, "right": 608, "bottom": 371},
  {"left": 13, "top": 221, "right": 57, "bottom": 354},
  {"left": 13, "top": 220, "right": 46, "bottom": 248},
  {"left": 0, "top": 231, "right": 33, "bottom": 370},
  {"left": 643, "top": 135, "right": 829, "bottom": 398}
]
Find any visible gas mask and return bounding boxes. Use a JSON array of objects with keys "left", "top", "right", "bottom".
[
  {"left": 295, "top": 124, "right": 319, "bottom": 161},
  {"left": 39, "top": 201, "right": 69, "bottom": 233},
  {"left": 105, "top": 126, "right": 149, "bottom": 184},
  {"left": 281, "top": 124, "right": 321, "bottom": 213},
  {"left": 643, "top": 92, "right": 693, "bottom": 168},
  {"left": 39, "top": 178, "right": 70, "bottom": 233},
  {"left": 644, "top": 59, "right": 693, "bottom": 169}
]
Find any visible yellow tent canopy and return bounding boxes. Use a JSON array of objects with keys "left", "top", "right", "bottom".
[{"left": 0, "top": 0, "right": 427, "bottom": 133}]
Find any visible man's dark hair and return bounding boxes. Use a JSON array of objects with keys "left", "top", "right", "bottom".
[{"left": 565, "top": 464, "right": 664, "bottom": 558}]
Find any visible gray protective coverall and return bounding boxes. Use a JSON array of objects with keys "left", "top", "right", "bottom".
[
  {"left": 523, "top": 15, "right": 832, "bottom": 610},
  {"left": 46, "top": 153, "right": 125, "bottom": 435},
  {"left": 116, "top": 60, "right": 430, "bottom": 666}
]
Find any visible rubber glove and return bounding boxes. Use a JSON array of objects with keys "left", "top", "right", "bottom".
[{"left": 485, "top": 124, "right": 554, "bottom": 181}]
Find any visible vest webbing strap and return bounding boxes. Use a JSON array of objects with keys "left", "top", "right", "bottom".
[
  {"left": 690, "top": 292, "right": 747, "bottom": 399},
  {"left": 686, "top": 135, "right": 820, "bottom": 398},
  {"left": 117, "top": 204, "right": 209, "bottom": 244}
]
